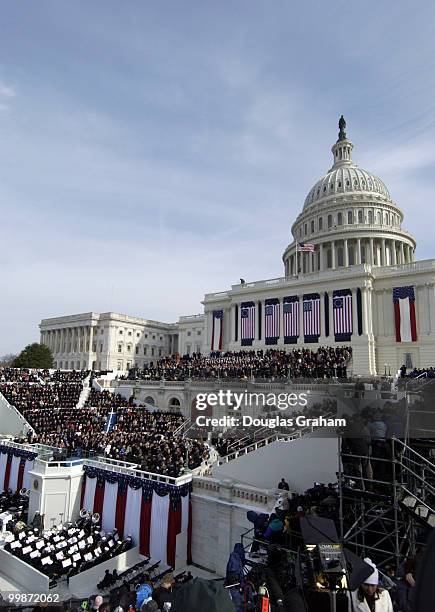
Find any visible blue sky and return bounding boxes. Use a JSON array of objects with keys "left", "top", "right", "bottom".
[{"left": 1, "top": 1, "right": 435, "bottom": 354}]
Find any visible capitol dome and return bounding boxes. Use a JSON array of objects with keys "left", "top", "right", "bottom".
[
  {"left": 303, "top": 165, "right": 390, "bottom": 210},
  {"left": 282, "top": 116, "right": 416, "bottom": 276}
]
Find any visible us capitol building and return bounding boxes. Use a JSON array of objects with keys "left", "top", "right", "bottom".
[{"left": 40, "top": 118, "right": 435, "bottom": 376}]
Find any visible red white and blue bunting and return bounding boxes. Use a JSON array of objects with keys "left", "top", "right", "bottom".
[
  {"left": 81, "top": 465, "right": 192, "bottom": 568},
  {"left": 0, "top": 445, "right": 36, "bottom": 494}
]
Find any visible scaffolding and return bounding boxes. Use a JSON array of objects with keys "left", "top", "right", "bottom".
[{"left": 339, "top": 437, "right": 435, "bottom": 569}]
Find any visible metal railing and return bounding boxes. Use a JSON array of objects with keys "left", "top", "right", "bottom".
[{"left": 215, "top": 414, "right": 334, "bottom": 466}]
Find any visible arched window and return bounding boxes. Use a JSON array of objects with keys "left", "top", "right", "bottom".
[
  {"left": 327, "top": 249, "right": 332, "bottom": 268},
  {"left": 304, "top": 223, "right": 307, "bottom": 235},
  {"left": 347, "top": 211, "right": 353, "bottom": 224},
  {"left": 145, "top": 396, "right": 155, "bottom": 406},
  {"left": 337, "top": 247, "right": 344, "bottom": 267},
  {"left": 327, "top": 215, "right": 333, "bottom": 228},
  {"left": 368, "top": 210, "right": 373, "bottom": 224},
  {"left": 361, "top": 245, "right": 366, "bottom": 264},
  {"left": 168, "top": 397, "right": 181, "bottom": 412},
  {"left": 348, "top": 246, "right": 355, "bottom": 265},
  {"left": 318, "top": 217, "right": 323, "bottom": 230},
  {"left": 377, "top": 211, "right": 382, "bottom": 224},
  {"left": 358, "top": 210, "right": 363, "bottom": 224},
  {"left": 337, "top": 212, "right": 343, "bottom": 225},
  {"left": 311, "top": 220, "right": 315, "bottom": 233}
]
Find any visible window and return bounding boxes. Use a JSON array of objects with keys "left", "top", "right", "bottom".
[
  {"left": 127, "top": 345, "right": 131, "bottom": 353},
  {"left": 159, "top": 348, "right": 162, "bottom": 356},
  {"left": 151, "top": 347, "right": 155, "bottom": 356},
  {"left": 186, "top": 344, "right": 191, "bottom": 355},
  {"left": 304, "top": 223, "right": 307, "bottom": 235},
  {"left": 187, "top": 331, "right": 191, "bottom": 336},
  {"left": 152, "top": 335, "right": 156, "bottom": 340},
  {"left": 377, "top": 211, "right": 382, "bottom": 224},
  {"left": 197, "top": 330, "right": 201, "bottom": 335},
  {"left": 368, "top": 210, "right": 373, "bottom": 224},
  {"left": 128, "top": 331, "right": 132, "bottom": 336},
  {"left": 311, "top": 220, "right": 315, "bottom": 233},
  {"left": 119, "top": 330, "right": 123, "bottom": 335},
  {"left": 143, "top": 346, "right": 147, "bottom": 355},
  {"left": 337, "top": 212, "right": 343, "bottom": 225},
  {"left": 100, "top": 329, "right": 104, "bottom": 334},
  {"left": 126, "top": 362, "right": 130, "bottom": 370},
  {"left": 160, "top": 336, "right": 163, "bottom": 340},
  {"left": 135, "top": 346, "right": 139, "bottom": 355},
  {"left": 327, "top": 249, "right": 332, "bottom": 268},
  {"left": 328, "top": 215, "right": 333, "bottom": 228},
  {"left": 145, "top": 334, "right": 148, "bottom": 338},
  {"left": 318, "top": 217, "right": 323, "bottom": 230},
  {"left": 118, "top": 345, "right": 122, "bottom": 353},
  {"left": 347, "top": 211, "right": 353, "bottom": 224},
  {"left": 137, "top": 333, "right": 140, "bottom": 337},
  {"left": 348, "top": 246, "right": 355, "bottom": 265},
  {"left": 358, "top": 210, "right": 363, "bottom": 224},
  {"left": 337, "top": 246, "right": 344, "bottom": 267},
  {"left": 118, "top": 361, "right": 123, "bottom": 370},
  {"left": 99, "top": 343, "right": 103, "bottom": 352}
]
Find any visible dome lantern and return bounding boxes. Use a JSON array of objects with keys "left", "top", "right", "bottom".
[{"left": 331, "top": 115, "right": 354, "bottom": 168}]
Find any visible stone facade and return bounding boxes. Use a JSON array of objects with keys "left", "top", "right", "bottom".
[{"left": 39, "top": 312, "right": 181, "bottom": 371}]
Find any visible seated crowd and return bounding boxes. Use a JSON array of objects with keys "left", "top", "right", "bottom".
[
  {"left": 22, "top": 405, "right": 208, "bottom": 477},
  {"left": 0, "top": 379, "right": 83, "bottom": 412},
  {"left": 6, "top": 378, "right": 209, "bottom": 476},
  {"left": 0, "top": 368, "right": 41, "bottom": 383},
  {"left": 85, "top": 388, "right": 132, "bottom": 409},
  {"left": 125, "top": 346, "right": 352, "bottom": 382}
]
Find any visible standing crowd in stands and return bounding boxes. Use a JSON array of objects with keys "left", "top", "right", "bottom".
[{"left": 125, "top": 346, "right": 352, "bottom": 381}]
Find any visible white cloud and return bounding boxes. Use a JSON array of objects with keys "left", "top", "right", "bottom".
[{"left": 0, "top": 81, "right": 15, "bottom": 99}]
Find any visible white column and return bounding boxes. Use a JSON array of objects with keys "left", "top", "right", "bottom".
[
  {"left": 231, "top": 305, "right": 236, "bottom": 343},
  {"left": 370, "top": 238, "right": 374, "bottom": 265},
  {"left": 352, "top": 288, "right": 359, "bottom": 335},
  {"left": 344, "top": 238, "right": 349, "bottom": 267},
  {"left": 381, "top": 238, "right": 386, "bottom": 266},
  {"left": 356, "top": 238, "right": 361, "bottom": 265},
  {"left": 319, "top": 243, "right": 324, "bottom": 271},
  {"left": 400, "top": 242, "right": 404, "bottom": 264},
  {"left": 391, "top": 240, "right": 397, "bottom": 265},
  {"left": 331, "top": 240, "right": 336, "bottom": 269}
]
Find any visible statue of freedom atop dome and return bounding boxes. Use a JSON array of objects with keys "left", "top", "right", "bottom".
[{"left": 338, "top": 115, "right": 347, "bottom": 141}]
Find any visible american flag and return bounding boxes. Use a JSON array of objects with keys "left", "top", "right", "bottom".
[
  {"left": 283, "top": 298, "right": 299, "bottom": 339},
  {"left": 241, "top": 303, "right": 255, "bottom": 340},
  {"left": 393, "top": 286, "right": 417, "bottom": 342},
  {"left": 298, "top": 242, "right": 315, "bottom": 252},
  {"left": 265, "top": 302, "right": 280, "bottom": 339},
  {"left": 303, "top": 295, "right": 320, "bottom": 338},
  {"left": 333, "top": 294, "right": 353, "bottom": 337}
]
